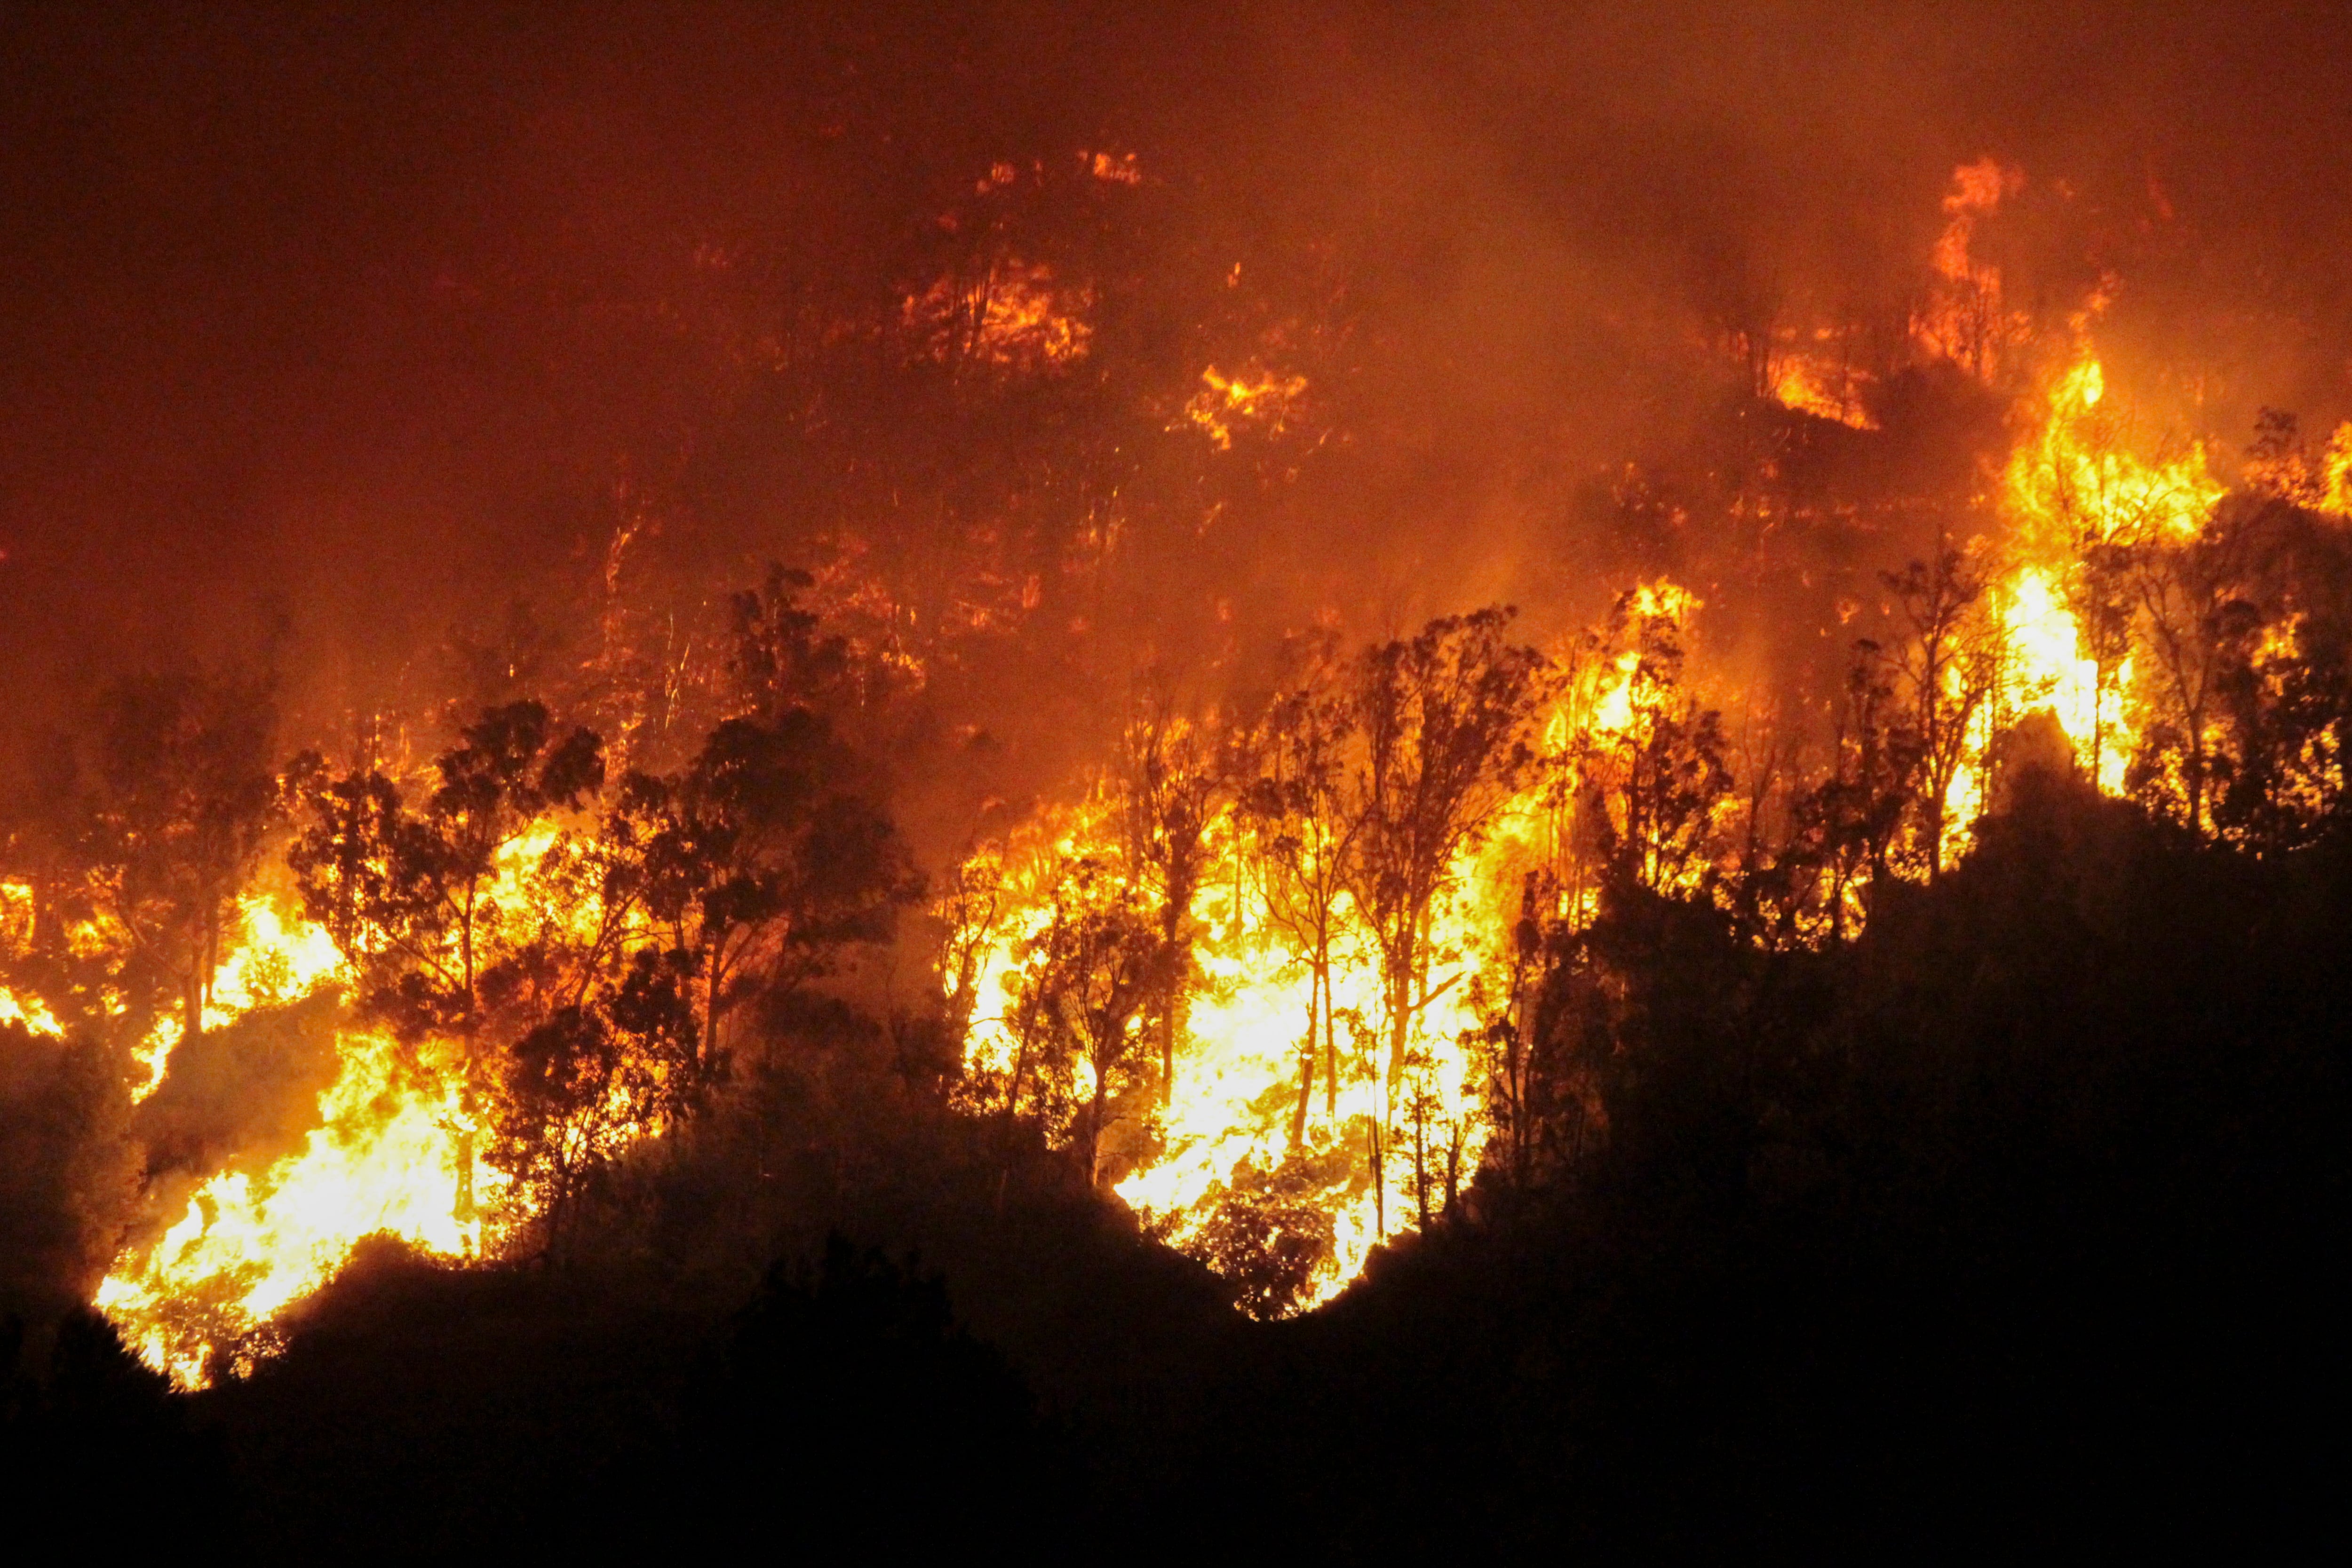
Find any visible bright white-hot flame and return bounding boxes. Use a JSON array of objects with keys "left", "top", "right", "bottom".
[
  {"left": 96, "top": 1027, "right": 498, "bottom": 1386},
  {"left": 2000, "top": 567, "right": 2127, "bottom": 792},
  {"left": 208, "top": 896, "right": 346, "bottom": 1020},
  {"left": 0, "top": 985, "right": 63, "bottom": 1038},
  {"left": 958, "top": 765, "right": 1518, "bottom": 1312},
  {"left": 2322, "top": 422, "right": 2352, "bottom": 517},
  {"left": 957, "top": 590, "right": 1710, "bottom": 1311},
  {"left": 1770, "top": 353, "right": 1877, "bottom": 429},
  {"left": 128, "top": 1015, "right": 178, "bottom": 1105},
  {"left": 93, "top": 822, "right": 635, "bottom": 1386},
  {"left": 2006, "top": 353, "right": 2224, "bottom": 551}
]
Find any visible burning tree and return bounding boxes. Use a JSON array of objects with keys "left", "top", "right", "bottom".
[
  {"left": 287, "top": 699, "right": 606, "bottom": 1239},
  {"left": 1878, "top": 549, "right": 2000, "bottom": 877},
  {"left": 1235, "top": 630, "right": 1363, "bottom": 1141},
  {"left": 1118, "top": 695, "right": 1223, "bottom": 1107},
  {"left": 1566, "top": 587, "right": 1736, "bottom": 900},
  {"left": 25, "top": 117, "right": 2352, "bottom": 1385},
  {"left": 2109, "top": 503, "right": 2268, "bottom": 840},
  {"left": 1792, "top": 646, "right": 1923, "bottom": 940},
  {"left": 15, "top": 669, "right": 284, "bottom": 1061},
  {"left": 993, "top": 857, "right": 1168, "bottom": 1187},
  {"left": 616, "top": 712, "right": 917, "bottom": 1075},
  {"left": 1343, "top": 608, "right": 1547, "bottom": 1099},
  {"left": 493, "top": 947, "right": 700, "bottom": 1259}
]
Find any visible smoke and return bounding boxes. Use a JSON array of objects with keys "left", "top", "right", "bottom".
[
  {"left": 131, "top": 995, "right": 345, "bottom": 1189},
  {"left": 0, "top": 1023, "right": 140, "bottom": 1318},
  {"left": 2, "top": 5, "right": 2345, "bottom": 739}
]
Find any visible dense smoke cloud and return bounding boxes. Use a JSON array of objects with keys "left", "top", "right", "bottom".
[{"left": 1, "top": 0, "right": 2347, "bottom": 764}]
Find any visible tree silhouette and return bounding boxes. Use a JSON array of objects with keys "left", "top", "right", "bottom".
[
  {"left": 63, "top": 669, "right": 281, "bottom": 1049},
  {"left": 1574, "top": 589, "right": 1736, "bottom": 897},
  {"left": 2114, "top": 506, "right": 2264, "bottom": 838},
  {"left": 491, "top": 947, "right": 699, "bottom": 1258},
  {"left": 1235, "top": 630, "right": 1363, "bottom": 1138},
  {"left": 1343, "top": 608, "right": 1545, "bottom": 1102},
  {"left": 620, "top": 711, "right": 917, "bottom": 1075},
  {"left": 1881, "top": 548, "right": 1997, "bottom": 879},
  {"left": 999, "top": 859, "right": 1166, "bottom": 1187},
  {"left": 1119, "top": 694, "right": 1220, "bottom": 1106},
  {"left": 289, "top": 700, "right": 604, "bottom": 1231}
]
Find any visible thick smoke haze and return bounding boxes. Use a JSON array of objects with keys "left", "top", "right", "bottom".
[{"left": 2, "top": 0, "right": 2348, "bottom": 769}]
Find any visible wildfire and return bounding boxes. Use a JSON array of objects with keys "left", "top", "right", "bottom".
[
  {"left": 1994, "top": 566, "right": 2125, "bottom": 791},
  {"left": 95, "top": 1026, "right": 499, "bottom": 1387},
  {"left": 0, "top": 984, "right": 62, "bottom": 1037},
  {"left": 902, "top": 258, "right": 1095, "bottom": 372},
  {"left": 8, "top": 144, "right": 2325, "bottom": 1367},
  {"left": 1947, "top": 345, "right": 2225, "bottom": 844},
  {"left": 952, "top": 593, "right": 1708, "bottom": 1312},
  {"left": 93, "top": 816, "right": 646, "bottom": 1387},
  {"left": 2004, "top": 353, "right": 2225, "bottom": 552},
  {"left": 1912, "top": 157, "right": 2031, "bottom": 380},
  {"left": 1184, "top": 364, "right": 1309, "bottom": 449},
  {"left": 942, "top": 150, "right": 2300, "bottom": 1310},
  {"left": 957, "top": 769, "right": 1514, "bottom": 1312},
  {"left": 1766, "top": 339, "right": 1877, "bottom": 429},
  {"left": 2322, "top": 422, "right": 2352, "bottom": 517}
]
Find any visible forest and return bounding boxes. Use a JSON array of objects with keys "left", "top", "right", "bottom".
[{"left": 3, "top": 2, "right": 2350, "bottom": 1553}]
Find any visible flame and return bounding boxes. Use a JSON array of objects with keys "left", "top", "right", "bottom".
[
  {"left": 1962, "top": 345, "right": 2225, "bottom": 839},
  {"left": 954, "top": 587, "right": 1703, "bottom": 1310},
  {"left": 30, "top": 152, "right": 2327, "bottom": 1360},
  {"left": 95, "top": 1028, "right": 498, "bottom": 1387},
  {"left": 1912, "top": 157, "right": 2031, "bottom": 380},
  {"left": 958, "top": 784, "right": 1510, "bottom": 1312},
  {"left": 2323, "top": 422, "right": 2352, "bottom": 517},
  {"left": 127, "top": 1015, "right": 178, "bottom": 1104},
  {"left": 0, "top": 984, "right": 63, "bottom": 1038},
  {"left": 902, "top": 259, "right": 1094, "bottom": 371},
  {"left": 1939, "top": 563, "right": 2133, "bottom": 865},
  {"left": 124, "top": 896, "right": 357, "bottom": 1106},
  {"left": 1770, "top": 353, "right": 1877, "bottom": 429},
  {"left": 1084, "top": 149, "right": 1144, "bottom": 185},
  {"left": 0, "top": 877, "right": 32, "bottom": 956},
  {"left": 1, "top": 876, "right": 59, "bottom": 1035},
  {"left": 2005, "top": 352, "right": 2224, "bottom": 550},
  {"left": 1868, "top": 329, "right": 2251, "bottom": 867},
  {"left": 1997, "top": 566, "right": 2127, "bottom": 792},
  {"left": 90, "top": 819, "right": 647, "bottom": 1387},
  {"left": 1184, "top": 364, "right": 1308, "bottom": 449}
]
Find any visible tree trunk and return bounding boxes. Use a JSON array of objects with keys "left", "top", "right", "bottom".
[
  {"left": 1412, "top": 1098, "right": 1430, "bottom": 1230},
  {"left": 1291, "top": 1018, "right": 1314, "bottom": 1148},
  {"left": 1084, "top": 1073, "right": 1109, "bottom": 1188},
  {"left": 1386, "top": 940, "right": 1414, "bottom": 1095},
  {"left": 453, "top": 1127, "right": 477, "bottom": 1227},
  {"left": 703, "top": 933, "right": 726, "bottom": 1074},
  {"left": 1160, "top": 1005, "right": 1176, "bottom": 1106},
  {"left": 2186, "top": 718, "right": 2207, "bottom": 838},
  {"left": 1158, "top": 877, "right": 1189, "bottom": 1105},
  {"left": 1444, "top": 1121, "right": 1462, "bottom": 1216},
  {"left": 1927, "top": 785, "right": 1946, "bottom": 882},
  {"left": 1318, "top": 950, "right": 1337, "bottom": 1120},
  {"left": 2090, "top": 675, "right": 2105, "bottom": 787}
]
